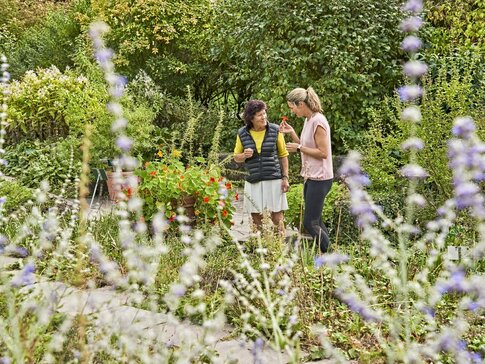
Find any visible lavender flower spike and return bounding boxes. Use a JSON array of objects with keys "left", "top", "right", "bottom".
[
  {"left": 116, "top": 136, "right": 133, "bottom": 152},
  {"left": 397, "top": 85, "right": 423, "bottom": 102},
  {"left": 403, "top": 60, "right": 428, "bottom": 79},
  {"left": 401, "top": 137, "right": 424, "bottom": 151},
  {"left": 400, "top": 164, "right": 428, "bottom": 179},
  {"left": 452, "top": 116, "right": 475, "bottom": 139},
  {"left": 401, "top": 106, "right": 422, "bottom": 123},
  {"left": 401, "top": 35, "right": 423, "bottom": 52},
  {"left": 402, "top": 0, "right": 423, "bottom": 13},
  {"left": 314, "top": 253, "right": 349, "bottom": 268},
  {"left": 399, "top": 16, "right": 424, "bottom": 32}
]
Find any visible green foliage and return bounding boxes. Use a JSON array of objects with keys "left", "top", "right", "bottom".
[
  {"left": 5, "top": 66, "right": 157, "bottom": 165},
  {"left": 126, "top": 71, "right": 241, "bottom": 154},
  {"left": 0, "top": 179, "right": 33, "bottom": 213},
  {"left": 425, "top": 0, "right": 485, "bottom": 55},
  {"left": 210, "top": 0, "right": 405, "bottom": 151},
  {"left": 2, "top": 137, "right": 82, "bottom": 197},
  {"left": 0, "top": 1, "right": 82, "bottom": 79},
  {"left": 86, "top": 0, "right": 214, "bottom": 98},
  {"left": 360, "top": 57, "right": 485, "bottom": 218}
]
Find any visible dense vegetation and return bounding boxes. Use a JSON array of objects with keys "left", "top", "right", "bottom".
[{"left": 0, "top": 0, "right": 484, "bottom": 362}]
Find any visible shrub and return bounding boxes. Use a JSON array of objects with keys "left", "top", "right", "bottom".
[
  {"left": 2, "top": 137, "right": 81, "bottom": 197},
  {"left": 0, "top": 179, "right": 33, "bottom": 213}
]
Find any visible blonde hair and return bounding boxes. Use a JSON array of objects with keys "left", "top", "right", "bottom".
[{"left": 286, "top": 86, "right": 322, "bottom": 113}]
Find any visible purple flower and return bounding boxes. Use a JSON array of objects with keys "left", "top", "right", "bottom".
[
  {"left": 400, "top": 16, "right": 424, "bottom": 32},
  {"left": 400, "top": 164, "right": 428, "bottom": 179},
  {"left": 0, "top": 357, "right": 11, "bottom": 364},
  {"left": 397, "top": 85, "right": 423, "bottom": 102},
  {"left": 402, "top": 0, "right": 423, "bottom": 13},
  {"left": 170, "top": 283, "right": 186, "bottom": 297},
  {"left": 403, "top": 60, "right": 428, "bottom": 78},
  {"left": 95, "top": 49, "right": 114, "bottom": 64},
  {"left": 314, "top": 253, "right": 349, "bottom": 268},
  {"left": 401, "top": 106, "right": 422, "bottom": 123},
  {"left": 452, "top": 116, "right": 475, "bottom": 139},
  {"left": 421, "top": 306, "right": 435, "bottom": 317},
  {"left": 454, "top": 182, "right": 479, "bottom": 209},
  {"left": 0, "top": 196, "right": 6, "bottom": 204},
  {"left": 11, "top": 261, "right": 36, "bottom": 287},
  {"left": 401, "top": 137, "right": 424, "bottom": 151},
  {"left": 116, "top": 136, "right": 133, "bottom": 152},
  {"left": 401, "top": 36, "right": 423, "bottom": 52}
]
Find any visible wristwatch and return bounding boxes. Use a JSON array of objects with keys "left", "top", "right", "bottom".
[{"left": 296, "top": 144, "right": 302, "bottom": 152}]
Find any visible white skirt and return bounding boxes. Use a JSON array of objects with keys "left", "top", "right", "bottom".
[{"left": 243, "top": 179, "right": 288, "bottom": 214}]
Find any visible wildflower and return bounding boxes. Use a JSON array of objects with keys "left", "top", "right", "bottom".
[
  {"left": 281, "top": 116, "right": 288, "bottom": 122},
  {"left": 397, "top": 85, "right": 423, "bottom": 102},
  {"left": 116, "top": 136, "right": 133, "bottom": 152},
  {"left": 399, "top": 16, "right": 423, "bottom": 32},
  {"left": 401, "top": 106, "right": 422, "bottom": 123},
  {"left": 226, "top": 182, "right": 232, "bottom": 189},
  {"left": 401, "top": 137, "right": 424, "bottom": 151},
  {"left": 111, "top": 118, "right": 128, "bottom": 132},
  {"left": 172, "top": 149, "right": 182, "bottom": 158},
  {"left": 222, "top": 210, "right": 228, "bottom": 217},
  {"left": 401, "top": 35, "right": 423, "bottom": 52},
  {"left": 314, "top": 253, "right": 349, "bottom": 268},
  {"left": 11, "top": 261, "right": 36, "bottom": 287},
  {"left": 403, "top": 60, "right": 428, "bottom": 78},
  {"left": 203, "top": 196, "right": 210, "bottom": 203},
  {"left": 235, "top": 193, "right": 239, "bottom": 201},
  {"left": 210, "top": 177, "right": 216, "bottom": 183},
  {"left": 452, "top": 116, "right": 475, "bottom": 139},
  {"left": 402, "top": 0, "right": 423, "bottom": 13},
  {"left": 400, "top": 164, "right": 428, "bottom": 179},
  {"left": 157, "top": 150, "right": 163, "bottom": 158}
]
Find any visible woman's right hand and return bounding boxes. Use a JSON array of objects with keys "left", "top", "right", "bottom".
[
  {"left": 279, "top": 120, "right": 294, "bottom": 134},
  {"left": 243, "top": 148, "right": 254, "bottom": 159}
]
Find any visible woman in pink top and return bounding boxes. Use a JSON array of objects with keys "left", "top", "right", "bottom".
[{"left": 280, "top": 87, "right": 333, "bottom": 253}]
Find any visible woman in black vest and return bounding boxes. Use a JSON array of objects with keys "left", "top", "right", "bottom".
[{"left": 234, "top": 100, "right": 290, "bottom": 236}]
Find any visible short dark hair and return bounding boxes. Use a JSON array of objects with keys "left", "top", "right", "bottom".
[{"left": 243, "top": 100, "right": 267, "bottom": 129}]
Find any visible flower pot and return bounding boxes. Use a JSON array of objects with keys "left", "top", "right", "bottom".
[
  {"left": 106, "top": 171, "right": 139, "bottom": 202},
  {"left": 181, "top": 195, "right": 197, "bottom": 220}
]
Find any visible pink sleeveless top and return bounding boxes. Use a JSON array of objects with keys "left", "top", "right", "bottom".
[{"left": 300, "top": 113, "right": 333, "bottom": 180}]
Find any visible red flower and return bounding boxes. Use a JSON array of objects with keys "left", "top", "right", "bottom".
[
  {"left": 225, "top": 182, "right": 232, "bottom": 189},
  {"left": 210, "top": 177, "right": 216, "bottom": 183},
  {"left": 169, "top": 215, "right": 176, "bottom": 222},
  {"left": 222, "top": 210, "right": 228, "bottom": 217},
  {"left": 281, "top": 116, "right": 288, "bottom": 122},
  {"left": 150, "top": 171, "right": 156, "bottom": 176},
  {"left": 235, "top": 193, "right": 239, "bottom": 201},
  {"left": 203, "top": 196, "right": 210, "bottom": 203}
]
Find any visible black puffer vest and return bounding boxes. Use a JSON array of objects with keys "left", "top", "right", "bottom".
[{"left": 238, "top": 123, "right": 282, "bottom": 183}]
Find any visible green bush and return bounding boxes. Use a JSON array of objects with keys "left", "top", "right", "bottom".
[
  {"left": 0, "top": 1, "right": 82, "bottom": 79},
  {"left": 2, "top": 137, "right": 82, "bottom": 197},
  {"left": 0, "top": 179, "right": 33, "bottom": 213}
]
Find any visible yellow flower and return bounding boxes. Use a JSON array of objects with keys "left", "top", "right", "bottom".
[
  {"left": 157, "top": 150, "right": 163, "bottom": 158},
  {"left": 172, "top": 149, "right": 182, "bottom": 158}
]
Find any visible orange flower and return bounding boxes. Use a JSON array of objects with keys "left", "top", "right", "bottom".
[
  {"left": 225, "top": 182, "right": 232, "bottom": 189},
  {"left": 222, "top": 210, "right": 228, "bottom": 217},
  {"left": 150, "top": 171, "right": 157, "bottom": 176},
  {"left": 203, "top": 196, "right": 210, "bottom": 203},
  {"left": 281, "top": 116, "right": 288, "bottom": 122},
  {"left": 180, "top": 175, "right": 185, "bottom": 180}
]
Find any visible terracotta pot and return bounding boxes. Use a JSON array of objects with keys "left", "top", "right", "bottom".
[{"left": 106, "top": 171, "right": 139, "bottom": 202}]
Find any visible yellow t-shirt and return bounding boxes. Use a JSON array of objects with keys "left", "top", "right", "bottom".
[{"left": 234, "top": 129, "right": 289, "bottom": 158}]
